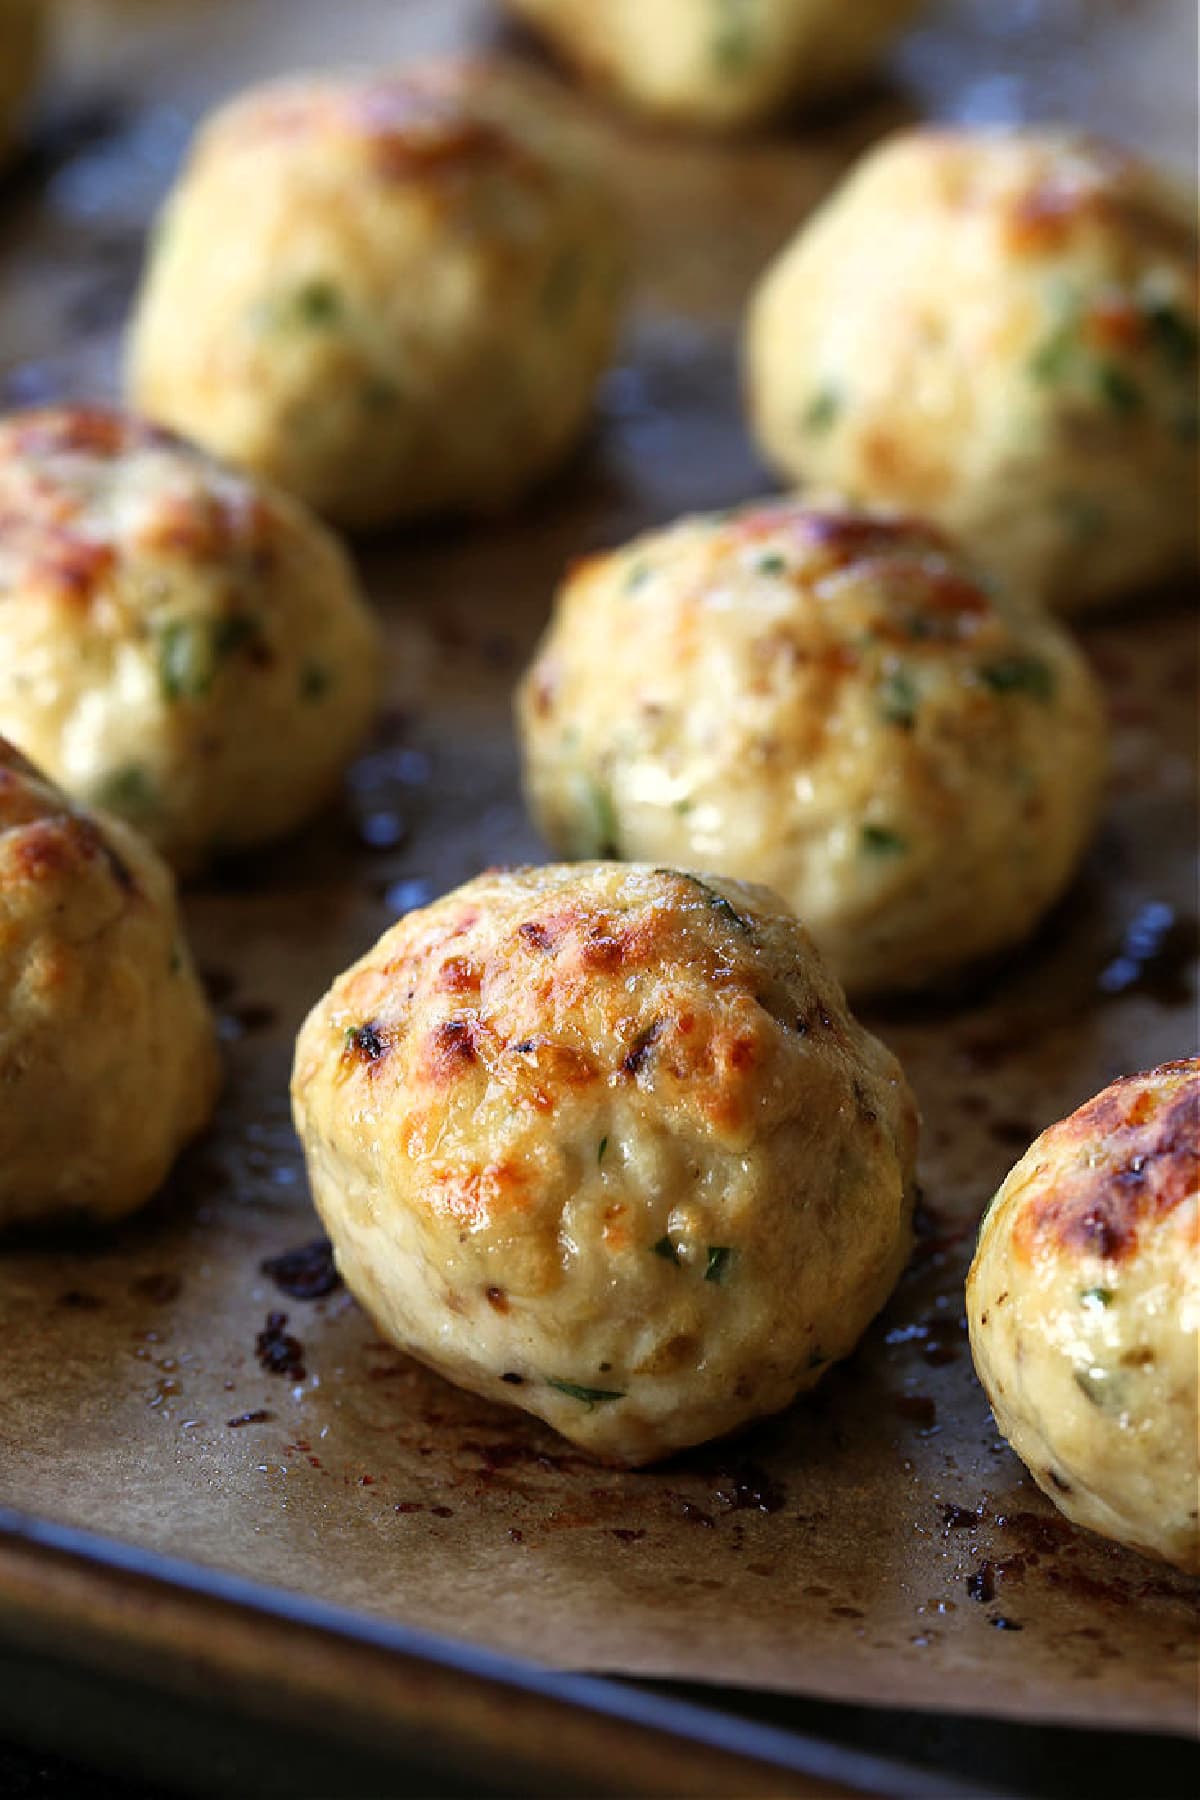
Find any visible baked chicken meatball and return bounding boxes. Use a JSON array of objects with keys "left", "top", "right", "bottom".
[
  {"left": 126, "top": 59, "right": 626, "bottom": 529},
  {"left": 0, "top": 406, "right": 379, "bottom": 875},
  {"left": 292, "top": 863, "right": 918, "bottom": 1464},
  {"left": 968, "top": 1061, "right": 1199, "bottom": 1574},
  {"left": 746, "top": 128, "right": 1199, "bottom": 613},
  {"left": 502, "top": 0, "right": 920, "bottom": 132},
  {"left": 0, "top": 739, "right": 219, "bottom": 1231},
  {"left": 0, "top": 0, "right": 44, "bottom": 167},
  {"left": 517, "top": 498, "right": 1107, "bottom": 997}
]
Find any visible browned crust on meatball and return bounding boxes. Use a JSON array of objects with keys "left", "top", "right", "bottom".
[{"left": 1013, "top": 1060, "right": 1199, "bottom": 1264}]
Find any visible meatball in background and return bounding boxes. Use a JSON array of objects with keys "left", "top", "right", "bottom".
[
  {"left": 126, "top": 58, "right": 627, "bottom": 529},
  {"left": 0, "top": 738, "right": 219, "bottom": 1232},
  {"left": 517, "top": 498, "right": 1107, "bottom": 997},
  {"left": 746, "top": 128, "right": 1199, "bottom": 613},
  {"left": 0, "top": 406, "right": 380, "bottom": 874},
  {"left": 292, "top": 863, "right": 918, "bottom": 1465}
]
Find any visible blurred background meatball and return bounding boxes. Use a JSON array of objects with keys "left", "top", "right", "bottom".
[
  {"left": 126, "top": 58, "right": 627, "bottom": 528},
  {"left": 746, "top": 128, "right": 1198, "bottom": 613}
]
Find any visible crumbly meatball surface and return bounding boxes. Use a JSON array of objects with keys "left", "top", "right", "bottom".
[
  {"left": 0, "top": 406, "right": 380, "bottom": 873},
  {"left": 126, "top": 58, "right": 626, "bottom": 528},
  {"left": 292, "top": 862, "right": 917, "bottom": 1464},
  {"left": 967, "top": 1060, "right": 1199, "bottom": 1574},
  {"left": 517, "top": 498, "right": 1107, "bottom": 996},
  {"left": 0, "top": 0, "right": 44, "bottom": 166},
  {"left": 503, "top": 0, "right": 920, "bottom": 131},
  {"left": 0, "top": 738, "right": 219, "bottom": 1231},
  {"left": 746, "top": 128, "right": 1199, "bottom": 613}
]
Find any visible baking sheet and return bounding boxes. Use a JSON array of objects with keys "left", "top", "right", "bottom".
[{"left": 1, "top": 0, "right": 1197, "bottom": 1739}]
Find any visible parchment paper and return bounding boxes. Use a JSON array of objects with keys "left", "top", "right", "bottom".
[{"left": 0, "top": 0, "right": 1197, "bottom": 1737}]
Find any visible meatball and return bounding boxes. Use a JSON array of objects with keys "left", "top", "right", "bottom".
[
  {"left": 0, "top": 739, "right": 219, "bottom": 1231},
  {"left": 516, "top": 498, "right": 1106, "bottom": 997},
  {"left": 126, "top": 59, "right": 626, "bottom": 529},
  {"left": 746, "top": 128, "right": 1199, "bottom": 613},
  {"left": 292, "top": 862, "right": 917, "bottom": 1464},
  {"left": 967, "top": 1061, "right": 1199, "bottom": 1574},
  {"left": 0, "top": 406, "right": 380, "bottom": 874},
  {"left": 502, "top": 0, "right": 920, "bottom": 132},
  {"left": 0, "top": 0, "right": 44, "bottom": 167}
]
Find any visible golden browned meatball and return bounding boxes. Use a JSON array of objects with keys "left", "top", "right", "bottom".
[
  {"left": 292, "top": 863, "right": 918, "bottom": 1464},
  {"left": 517, "top": 497, "right": 1107, "bottom": 996},
  {"left": 0, "top": 406, "right": 380, "bottom": 874},
  {"left": 503, "top": 0, "right": 921, "bottom": 131},
  {"left": 968, "top": 1060, "right": 1199, "bottom": 1574},
  {"left": 0, "top": 738, "right": 219, "bottom": 1231},
  {"left": 746, "top": 128, "right": 1199, "bottom": 612},
  {"left": 126, "top": 59, "right": 626, "bottom": 528}
]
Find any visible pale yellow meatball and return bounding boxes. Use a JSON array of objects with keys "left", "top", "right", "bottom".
[
  {"left": 0, "top": 406, "right": 380, "bottom": 875},
  {"left": 517, "top": 498, "right": 1106, "bottom": 997},
  {"left": 0, "top": 0, "right": 44, "bottom": 167},
  {"left": 746, "top": 129, "right": 1199, "bottom": 613},
  {"left": 126, "top": 59, "right": 626, "bottom": 529},
  {"left": 292, "top": 863, "right": 917, "bottom": 1464},
  {"left": 967, "top": 1061, "right": 1199, "bottom": 1574},
  {"left": 503, "top": 0, "right": 920, "bottom": 131},
  {"left": 0, "top": 739, "right": 219, "bottom": 1231}
]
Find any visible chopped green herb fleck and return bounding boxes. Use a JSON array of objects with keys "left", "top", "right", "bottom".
[
  {"left": 861, "top": 824, "right": 907, "bottom": 856},
  {"left": 1029, "top": 325, "right": 1075, "bottom": 384},
  {"left": 801, "top": 387, "right": 841, "bottom": 434},
  {"left": 624, "top": 560, "right": 652, "bottom": 593},
  {"left": 1096, "top": 363, "right": 1143, "bottom": 415},
  {"left": 300, "top": 661, "right": 332, "bottom": 701},
  {"left": 660, "top": 870, "right": 752, "bottom": 934},
  {"left": 705, "top": 1245, "right": 734, "bottom": 1284},
  {"left": 1144, "top": 301, "right": 1198, "bottom": 371},
  {"left": 157, "top": 614, "right": 259, "bottom": 702},
  {"left": 878, "top": 667, "right": 918, "bottom": 728},
  {"left": 292, "top": 279, "right": 342, "bottom": 327},
  {"left": 978, "top": 656, "right": 1056, "bottom": 701},
  {"left": 757, "top": 553, "right": 788, "bottom": 577},
  {"left": 597, "top": 1136, "right": 609, "bottom": 1166},
  {"left": 653, "top": 1235, "right": 681, "bottom": 1263},
  {"left": 95, "top": 764, "right": 157, "bottom": 818},
  {"left": 546, "top": 1379, "right": 625, "bottom": 1405},
  {"left": 1081, "top": 1286, "right": 1113, "bottom": 1309},
  {"left": 1072, "top": 1366, "right": 1114, "bottom": 1407},
  {"left": 711, "top": 0, "right": 755, "bottom": 72},
  {"left": 586, "top": 778, "right": 620, "bottom": 857},
  {"left": 673, "top": 797, "right": 695, "bottom": 816}
]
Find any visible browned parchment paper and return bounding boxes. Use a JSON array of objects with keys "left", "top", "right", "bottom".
[{"left": 1, "top": 0, "right": 1197, "bottom": 1737}]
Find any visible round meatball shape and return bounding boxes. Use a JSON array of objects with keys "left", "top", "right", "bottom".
[
  {"left": 503, "top": 0, "right": 920, "bottom": 131},
  {"left": 0, "top": 0, "right": 44, "bottom": 167},
  {"left": 0, "top": 407, "right": 380, "bottom": 874},
  {"left": 0, "top": 739, "right": 219, "bottom": 1231},
  {"left": 967, "top": 1061, "right": 1199, "bottom": 1573},
  {"left": 517, "top": 498, "right": 1107, "bottom": 996},
  {"left": 746, "top": 129, "right": 1199, "bottom": 613},
  {"left": 292, "top": 863, "right": 918, "bottom": 1464},
  {"left": 126, "top": 60, "right": 626, "bottom": 528}
]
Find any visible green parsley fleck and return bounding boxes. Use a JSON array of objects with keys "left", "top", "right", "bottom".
[
  {"left": 546, "top": 1379, "right": 625, "bottom": 1406},
  {"left": 757, "top": 553, "right": 789, "bottom": 577},
  {"left": 878, "top": 667, "right": 918, "bottom": 729},
  {"left": 861, "top": 824, "right": 907, "bottom": 856},
  {"left": 1072, "top": 1366, "right": 1115, "bottom": 1408},
  {"left": 586, "top": 778, "right": 620, "bottom": 857},
  {"left": 978, "top": 656, "right": 1056, "bottom": 701},
  {"left": 157, "top": 614, "right": 259, "bottom": 702},
  {"left": 300, "top": 661, "right": 332, "bottom": 702},
  {"left": 801, "top": 387, "right": 841, "bottom": 434},
  {"left": 711, "top": 0, "right": 755, "bottom": 72},
  {"left": 624, "top": 560, "right": 652, "bottom": 593},
  {"left": 292, "top": 279, "right": 342, "bottom": 327},
  {"left": 94, "top": 764, "right": 157, "bottom": 819},
  {"left": 660, "top": 870, "right": 752, "bottom": 934},
  {"left": 1096, "top": 363, "right": 1143, "bottom": 416},
  {"left": 1081, "top": 1286, "right": 1113, "bottom": 1309},
  {"left": 705, "top": 1245, "right": 734, "bottom": 1284},
  {"left": 653, "top": 1235, "right": 681, "bottom": 1263},
  {"left": 597, "top": 1136, "right": 609, "bottom": 1166},
  {"left": 1029, "top": 324, "right": 1075, "bottom": 384},
  {"left": 1144, "top": 300, "right": 1198, "bottom": 371}
]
